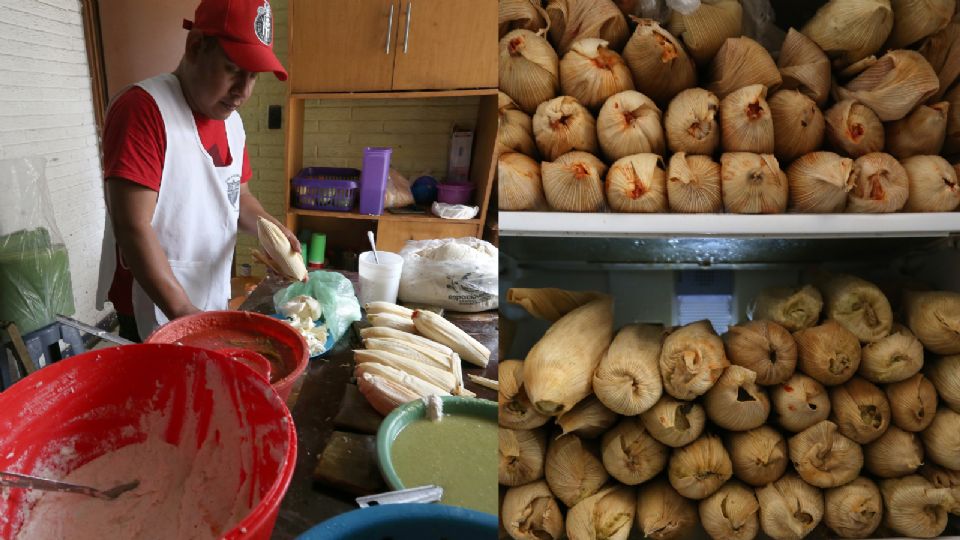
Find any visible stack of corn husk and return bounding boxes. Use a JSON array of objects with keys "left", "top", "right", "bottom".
[{"left": 501, "top": 280, "right": 960, "bottom": 540}]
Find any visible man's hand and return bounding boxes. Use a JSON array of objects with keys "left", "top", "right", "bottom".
[{"left": 238, "top": 184, "right": 300, "bottom": 252}]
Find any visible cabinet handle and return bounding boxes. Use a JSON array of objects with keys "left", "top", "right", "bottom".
[
  {"left": 385, "top": 3, "right": 395, "bottom": 54},
  {"left": 403, "top": 1, "right": 412, "bottom": 54}
]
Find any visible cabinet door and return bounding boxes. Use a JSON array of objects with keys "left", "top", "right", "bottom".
[
  {"left": 390, "top": 0, "right": 497, "bottom": 90},
  {"left": 289, "top": 0, "right": 400, "bottom": 93}
]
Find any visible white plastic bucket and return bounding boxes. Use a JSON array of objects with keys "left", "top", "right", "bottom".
[{"left": 359, "top": 251, "right": 404, "bottom": 305}]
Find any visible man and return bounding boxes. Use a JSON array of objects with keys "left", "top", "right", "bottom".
[{"left": 96, "top": 0, "right": 298, "bottom": 341}]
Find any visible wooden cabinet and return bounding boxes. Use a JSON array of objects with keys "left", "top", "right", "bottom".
[{"left": 289, "top": 0, "right": 496, "bottom": 93}]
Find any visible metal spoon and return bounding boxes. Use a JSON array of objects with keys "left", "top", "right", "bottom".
[
  {"left": 367, "top": 230, "right": 380, "bottom": 264},
  {"left": 0, "top": 470, "right": 140, "bottom": 500}
]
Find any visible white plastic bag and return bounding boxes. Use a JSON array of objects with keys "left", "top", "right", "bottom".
[
  {"left": 431, "top": 202, "right": 479, "bottom": 220},
  {"left": 397, "top": 238, "right": 498, "bottom": 312}
]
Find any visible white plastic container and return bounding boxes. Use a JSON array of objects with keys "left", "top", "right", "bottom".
[{"left": 358, "top": 250, "right": 404, "bottom": 305}]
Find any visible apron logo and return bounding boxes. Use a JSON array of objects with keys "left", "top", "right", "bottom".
[
  {"left": 255, "top": 1, "right": 272, "bottom": 46},
  {"left": 227, "top": 174, "right": 240, "bottom": 207}
]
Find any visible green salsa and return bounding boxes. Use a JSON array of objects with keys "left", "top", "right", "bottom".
[{"left": 389, "top": 413, "right": 498, "bottom": 515}]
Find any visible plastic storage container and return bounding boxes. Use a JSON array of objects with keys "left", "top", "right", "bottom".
[
  {"left": 437, "top": 182, "right": 475, "bottom": 205},
  {"left": 296, "top": 504, "right": 497, "bottom": 540},
  {"left": 291, "top": 167, "right": 360, "bottom": 211},
  {"left": 358, "top": 147, "right": 392, "bottom": 215}
]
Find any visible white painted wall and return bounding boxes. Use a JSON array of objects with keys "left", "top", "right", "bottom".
[{"left": 0, "top": 0, "right": 107, "bottom": 325}]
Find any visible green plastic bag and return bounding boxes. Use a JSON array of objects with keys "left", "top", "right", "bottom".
[{"left": 272, "top": 271, "right": 361, "bottom": 344}]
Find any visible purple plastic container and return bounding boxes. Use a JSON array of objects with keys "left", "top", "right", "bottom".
[
  {"left": 358, "top": 147, "right": 392, "bottom": 215},
  {"left": 292, "top": 167, "right": 360, "bottom": 211},
  {"left": 437, "top": 182, "right": 475, "bottom": 205}
]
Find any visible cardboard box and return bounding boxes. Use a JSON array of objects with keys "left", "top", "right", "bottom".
[{"left": 447, "top": 127, "right": 474, "bottom": 183}]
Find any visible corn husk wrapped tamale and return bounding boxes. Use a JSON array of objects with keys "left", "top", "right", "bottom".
[
  {"left": 886, "top": 373, "right": 939, "bottom": 431},
  {"left": 593, "top": 324, "right": 663, "bottom": 415},
  {"left": 621, "top": 19, "right": 697, "bottom": 105},
  {"left": 541, "top": 151, "right": 608, "bottom": 212},
  {"left": 724, "top": 320, "right": 798, "bottom": 386},
  {"left": 524, "top": 296, "right": 614, "bottom": 416},
  {"left": 707, "top": 37, "right": 783, "bottom": 100},
  {"left": 665, "top": 88, "right": 720, "bottom": 155},
  {"left": 903, "top": 154, "right": 960, "bottom": 212},
  {"left": 597, "top": 90, "right": 664, "bottom": 161},
  {"left": 819, "top": 274, "right": 893, "bottom": 343},
  {"left": 699, "top": 481, "right": 760, "bottom": 540},
  {"left": 825, "top": 100, "right": 885, "bottom": 158},
  {"left": 499, "top": 0, "right": 549, "bottom": 38},
  {"left": 545, "top": 433, "right": 609, "bottom": 507},
  {"left": 500, "top": 359, "right": 550, "bottom": 430},
  {"left": 668, "top": 435, "right": 733, "bottom": 499},
  {"left": 666, "top": 153, "right": 723, "bottom": 213},
  {"left": 787, "top": 151, "right": 855, "bottom": 213},
  {"left": 886, "top": 0, "right": 955, "bottom": 49},
  {"left": 507, "top": 288, "right": 608, "bottom": 322},
  {"left": 800, "top": 0, "right": 893, "bottom": 68},
  {"left": 557, "top": 395, "right": 618, "bottom": 438},
  {"left": 533, "top": 96, "right": 599, "bottom": 161},
  {"left": 886, "top": 102, "right": 949, "bottom": 159},
  {"left": 546, "top": 0, "right": 629, "bottom": 55},
  {"left": 500, "top": 427, "right": 548, "bottom": 486},
  {"left": 559, "top": 38, "right": 634, "bottom": 111},
  {"left": 919, "top": 21, "right": 960, "bottom": 100},
  {"left": 859, "top": 323, "right": 924, "bottom": 383},
  {"left": 779, "top": 28, "right": 832, "bottom": 107},
  {"left": 636, "top": 479, "right": 700, "bottom": 540},
  {"left": 601, "top": 417, "right": 669, "bottom": 485},
  {"left": 502, "top": 480, "right": 565, "bottom": 540},
  {"left": 847, "top": 152, "right": 910, "bottom": 212},
  {"left": 789, "top": 420, "right": 864, "bottom": 488},
  {"left": 921, "top": 407, "right": 960, "bottom": 469},
  {"left": 659, "top": 319, "right": 729, "bottom": 400},
  {"left": 605, "top": 154, "right": 668, "bottom": 213},
  {"left": 829, "top": 377, "right": 890, "bottom": 444},
  {"left": 749, "top": 285, "right": 823, "bottom": 332},
  {"left": 920, "top": 462, "right": 960, "bottom": 513},
  {"left": 880, "top": 475, "right": 957, "bottom": 538},
  {"left": 794, "top": 320, "right": 862, "bottom": 386},
  {"left": 499, "top": 153, "right": 547, "bottom": 211},
  {"left": 566, "top": 484, "right": 636, "bottom": 540},
  {"left": 666, "top": 0, "right": 743, "bottom": 66},
  {"left": 757, "top": 473, "right": 824, "bottom": 540},
  {"left": 498, "top": 92, "right": 538, "bottom": 158},
  {"left": 835, "top": 50, "right": 940, "bottom": 122},
  {"left": 640, "top": 394, "right": 706, "bottom": 447},
  {"left": 928, "top": 354, "right": 960, "bottom": 412},
  {"left": 770, "top": 90, "right": 826, "bottom": 163},
  {"left": 721, "top": 153, "right": 788, "bottom": 214},
  {"left": 905, "top": 290, "right": 960, "bottom": 354},
  {"left": 704, "top": 365, "right": 771, "bottom": 431},
  {"left": 864, "top": 425, "right": 924, "bottom": 477},
  {"left": 727, "top": 425, "right": 789, "bottom": 486},
  {"left": 772, "top": 373, "right": 832, "bottom": 432},
  {"left": 824, "top": 477, "right": 883, "bottom": 539},
  {"left": 500, "top": 29, "right": 560, "bottom": 115},
  {"left": 720, "top": 86, "right": 775, "bottom": 154}
]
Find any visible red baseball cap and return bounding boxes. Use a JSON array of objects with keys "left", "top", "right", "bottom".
[{"left": 183, "top": 0, "right": 288, "bottom": 81}]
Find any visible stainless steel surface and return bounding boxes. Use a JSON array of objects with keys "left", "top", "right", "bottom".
[
  {"left": 402, "top": 1, "right": 411, "bottom": 54},
  {"left": 55, "top": 315, "right": 133, "bottom": 346},
  {"left": 385, "top": 2, "right": 394, "bottom": 54},
  {"left": 355, "top": 485, "right": 443, "bottom": 508},
  {"left": 0, "top": 471, "right": 139, "bottom": 500}
]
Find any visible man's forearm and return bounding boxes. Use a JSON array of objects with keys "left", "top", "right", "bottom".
[{"left": 113, "top": 222, "right": 198, "bottom": 320}]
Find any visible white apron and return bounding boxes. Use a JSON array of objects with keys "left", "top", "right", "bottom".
[{"left": 96, "top": 73, "right": 245, "bottom": 340}]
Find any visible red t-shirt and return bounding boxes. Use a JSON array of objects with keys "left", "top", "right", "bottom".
[{"left": 103, "top": 86, "right": 253, "bottom": 315}]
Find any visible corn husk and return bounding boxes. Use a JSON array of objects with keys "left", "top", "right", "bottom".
[
  {"left": 727, "top": 425, "right": 789, "bottom": 486},
  {"left": 921, "top": 407, "right": 960, "bottom": 469},
  {"left": 800, "top": 0, "right": 893, "bottom": 68},
  {"left": 498, "top": 92, "right": 538, "bottom": 158},
  {"left": 668, "top": 435, "right": 732, "bottom": 500},
  {"left": 823, "top": 477, "right": 883, "bottom": 539},
  {"left": 666, "top": 0, "right": 743, "bottom": 66},
  {"left": 357, "top": 372, "right": 419, "bottom": 416},
  {"left": 545, "top": 433, "right": 609, "bottom": 507},
  {"left": 353, "top": 362, "right": 449, "bottom": 400},
  {"left": 887, "top": 0, "right": 955, "bottom": 49},
  {"left": 566, "top": 485, "right": 635, "bottom": 540},
  {"left": 720, "top": 85, "right": 775, "bottom": 154},
  {"left": 699, "top": 481, "right": 760, "bottom": 540},
  {"left": 769, "top": 91, "right": 825, "bottom": 163},
  {"left": 820, "top": 274, "right": 893, "bottom": 344},
  {"left": 666, "top": 153, "right": 722, "bottom": 213},
  {"left": 846, "top": 152, "right": 910, "bottom": 212},
  {"left": 506, "top": 288, "right": 608, "bottom": 322},
  {"left": 723, "top": 320, "right": 797, "bottom": 386},
  {"left": 708, "top": 37, "right": 783, "bottom": 100},
  {"left": 640, "top": 394, "right": 707, "bottom": 447},
  {"left": 905, "top": 290, "right": 960, "bottom": 354},
  {"left": 664, "top": 88, "right": 720, "bottom": 155},
  {"left": 501, "top": 480, "right": 565, "bottom": 540},
  {"left": 772, "top": 373, "right": 832, "bottom": 432},
  {"left": 499, "top": 359, "right": 551, "bottom": 430},
  {"left": 367, "top": 312, "right": 415, "bottom": 333},
  {"left": 928, "top": 355, "right": 960, "bottom": 412},
  {"left": 838, "top": 55, "right": 880, "bottom": 79},
  {"left": 557, "top": 395, "right": 618, "bottom": 438},
  {"left": 787, "top": 152, "right": 855, "bottom": 213},
  {"left": 880, "top": 475, "right": 957, "bottom": 537},
  {"left": 918, "top": 21, "right": 960, "bottom": 100},
  {"left": 721, "top": 153, "right": 788, "bottom": 214},
  {"left": 886, "top": 102, "right": 950, "bottom": 159},
  {"left": 778, "top": 28, "right": 832, "bottom": 107},
  {"left": 524, "top": 296, "right": 614, "bottom": 416},
  {"left": 829, "top": 377, "right": 890, "bottom": 444},
  {"left": 920, "top": 463, "right": 960, "bottom": 512},
  {"left": 621, "top": 19, "right": 697, "bottom": 105},
  {"left": 704, "top": 365, "right": 771, "bottom": 431},
  {"left": 597, "top": 90, "right": 664, "bottom": 161},
  {"left": 789, "top": 420, "right": 864, "bottom": 488},
  {"left": 835, "top": 50, "right": 940, "bottom": 121},
  {"left": 794, "top": 320, "right": 862, "bottom": 386},
  {"left": 886, "top": 373, "right": 939, "bottom": 431},
  {"left": 499, "top": 0, "right": 549, "bottom": 38},
  {"left": 592, "top": 323, "right": 663, "bottom": 415},
  {"left": 500, "top": 30, "right": 560, "bottom": 115},
  {"left": 499, "top": 427, "right": 548, "bottom": 486},
  {"left": 659, "top": 319, "right": 729, "bottom": 400},
  {"left": 636, "top": 479, "right": 700, "bottom": 540},
  {"left": 533, "top": 96, "right": 598, "bottom": 161},
  {"left": 864, "top": 424, "right": 923, "bottom": 477},
  {"left": 756, "top": 473, "right": 824, "bottom": 540},
  {"left": 499, "top": 153, "right": 547, "bottom": 211},
  {"left": 945, "top": 83, "right": 960, "bottom": 156},
  {"left": 559, "top": 39, "right": 634, "bottom": 111},
  {"left": 859, "top": 323, "right": 924, "bottom": 383},
  {"left": 353, "top": 349, "right": 457, "bottom": 392},
  {"left": 903, "top": 154, "right": 960, "bottom": 211},
  {"left": 824, "top": 100, "right": 885, "bottom": 158},
  {"left": 546, "top": 0, "right": 629, "bottom": 55},
  {"left": 605, "top": 154, "right": 668, "bottom": 213},
  {"left": 541, "top": 151, "right": 608, "bottom": 212},
  {"left": 601, "top": 416, "right": 669, "bottom": 485},
  {"left": 749, "top": 285, "right": 823, "bottom": 332}
]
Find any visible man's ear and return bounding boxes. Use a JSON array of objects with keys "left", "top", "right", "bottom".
[{"left": 183, "top": 29, "right": 204, "bottom": 62}]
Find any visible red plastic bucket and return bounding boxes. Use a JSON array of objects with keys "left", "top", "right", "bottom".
[
  {"left": 0, "top": 344, "right": 296, "bottom": 539},
  {"left": 145, "top": 311, "right": 309, "bottom": 403}
]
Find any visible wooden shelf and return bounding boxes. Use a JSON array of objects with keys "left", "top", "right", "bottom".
[
  {"left": 289, "top": 208, "right": 480, "bottom": 224},
  {"left": 289, "top": 88, "right": 497, "bottom": 100}
]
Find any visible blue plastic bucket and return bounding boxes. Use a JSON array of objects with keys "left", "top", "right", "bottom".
[{"left": 295, "top": 503, "right": 497, "bottom": 540}]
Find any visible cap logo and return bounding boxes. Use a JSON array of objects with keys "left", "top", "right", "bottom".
[{"left": 255, "top": 0, "right": 272, "bottom": 45}]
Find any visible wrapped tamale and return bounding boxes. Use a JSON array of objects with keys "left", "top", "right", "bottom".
[
  {"left": 749, "top": 285, "right": 823, "bottom": 332},
  {"left": 659, "top": 320, "right": 729, "bottom": 400},
  {"left": 819, "top": 274, "right": 893, "bottom": 343},
  {"left": 593, "top": 323, "right": 663, "bottom": 415}
]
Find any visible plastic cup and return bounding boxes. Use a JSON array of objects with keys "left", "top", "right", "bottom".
[
  {"left": 358, "top": 250, "right": 404, "bottom": 305},
  {"left": 309, "top": 233, "right": 327, "bottom": 264}
]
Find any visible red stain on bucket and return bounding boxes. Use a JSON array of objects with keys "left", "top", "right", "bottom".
[
  {"left": 146, "top": 311, "right": 309, "bottom": 403},
  {"left": 0, "top": 344, "right": 296, "bottom": 539}
]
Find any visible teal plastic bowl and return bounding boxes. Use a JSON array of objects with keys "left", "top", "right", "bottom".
[{"left": 295, "top": 503, "right": 497, "bottom": 540}]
